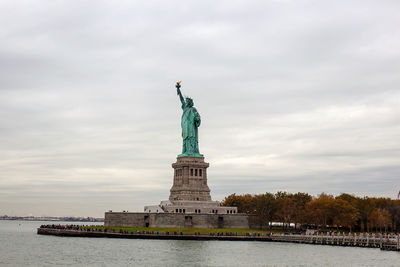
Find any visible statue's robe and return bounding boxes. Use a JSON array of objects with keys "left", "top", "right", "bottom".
[{"left": 181, "top": 102, "right": 201, "bottom": 154}]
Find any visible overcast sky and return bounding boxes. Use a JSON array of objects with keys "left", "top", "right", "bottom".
[{"left": 1, "top": 0, "right": 399, "bottom": 217}]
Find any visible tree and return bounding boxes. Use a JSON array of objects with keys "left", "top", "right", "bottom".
[
  {"left": 387, "top": 200, "right": 400, "bottom": 231},
  {"left": 331, "top": 198, "right": 358, "bottom": 231},
  {"left": 222, "top": 191, "right": 399, "bottom": 233},
  {"left": 252, "top": 193, "right": 276, "bottom": 229},
  {"left": 356, "top": 197, "right": 375, "bottom": 232},
  {"left": 292, "top": 192, "right": 312, "bottom": 228},
  {"left": 305, "top": 193, "right": 336, "bottom": 228},
  {"left": 222, "top": 194, "right": 254, "bottom": 214},
  {"left": 368, "top": 209, "right": 391, "bottom": 232},
  {"left": 275, "top": 193, "right": 296, "bottom": 229}
]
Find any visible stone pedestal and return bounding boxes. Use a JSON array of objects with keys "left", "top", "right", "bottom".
[
  {"left": 144, "top": 156, "right": 239, "bottom": 216},
  {"left": 169, "top": 156, "right": 211, "bottom": 201},
  {"left": 138, "top": 155, "right": 243, "bottom": 227}
]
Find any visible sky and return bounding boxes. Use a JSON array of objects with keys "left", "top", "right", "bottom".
[{"left": 0, "top": 0, "right": 399, "bottom": 217}]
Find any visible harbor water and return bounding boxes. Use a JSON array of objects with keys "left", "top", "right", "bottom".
[{"left": 0, "top": 220, "right": 399, "bottom": 266}]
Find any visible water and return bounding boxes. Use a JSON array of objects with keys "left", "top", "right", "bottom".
[{"left": 0, "top": 221, "right": 399, "bottom": 266}]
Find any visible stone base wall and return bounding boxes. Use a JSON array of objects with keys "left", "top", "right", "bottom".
[
  {"left": 104, "top": 212, "right": 250, "bottom": 229},
  {"left": 170, "top": 156, "right": 211, "bottom": 201}
]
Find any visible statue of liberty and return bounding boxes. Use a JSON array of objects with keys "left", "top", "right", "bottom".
[{"left": 176, "top": 81, "right": 203, "bottom": 158}]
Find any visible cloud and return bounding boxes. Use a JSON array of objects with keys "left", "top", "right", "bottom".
[{"left": 0, "top": 0, "right": 399, "bottom": 216}]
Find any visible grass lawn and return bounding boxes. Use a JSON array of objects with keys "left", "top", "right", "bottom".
[{"left": 83, "top": 225, "right": 292, "bottom": 235}]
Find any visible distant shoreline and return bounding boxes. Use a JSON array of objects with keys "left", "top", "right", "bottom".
[{"left": 0, "top": 218, "right": 103, "bottom": 222}]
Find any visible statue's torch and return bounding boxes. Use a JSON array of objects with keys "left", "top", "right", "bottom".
[{"left": 176, "top": 81, "right": 181, "bottom": 94}]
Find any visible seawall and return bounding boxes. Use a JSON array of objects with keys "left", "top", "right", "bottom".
[
  {"left": 104, "top": 212, "right": 251, "bottom": 229},
  {"left": 37, "top": 228, "right": 265, "bottom": 241},
  {"left": 37, "top": 228, "right": 400, "bottom": 251}
]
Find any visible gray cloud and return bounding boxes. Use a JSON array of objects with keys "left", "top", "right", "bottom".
[{"left": 0, "top": 0, "right": 399, "bottom": 216}]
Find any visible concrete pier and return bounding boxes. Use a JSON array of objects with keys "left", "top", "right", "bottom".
[{"left": 37, "top": 227, "right": 400, "bottom": 251}]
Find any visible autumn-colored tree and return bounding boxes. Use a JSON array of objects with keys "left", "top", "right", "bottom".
[
  {"left": 355, "top": 197, "right": 375, "bottom": 232},
  {"left": 292, "top": 192, "right": 313, "bottom": 228},
  {"left": 221, "top": 194, "right": 254, "bottom": 214},
  {"left": 387, "top": 200, "right": 400, "bottom": 231},
  {"left": 307, "top": 194, "right": 336, "bottom": 228},
  {"left": 368, "top": 209, "right": 391, "bottom": 232},
  {"left": 222, "top": 191, "right": 400, "bottom": 232},
  {"left": 252, "top": 193, "right": 276, "bottom": 229},
  {"left": 331, "top": 198, "right": 358, "bottom": 231},
  {"left": 336, "top": 193, "right": 358, "bottom": 205},
  {"left": 275, "top": 192, "right": 296, "bottom": 229}
]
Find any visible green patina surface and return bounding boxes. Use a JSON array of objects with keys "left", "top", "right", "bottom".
[{"left": 176, "top": 81, "right": 203, "bottom": 158}]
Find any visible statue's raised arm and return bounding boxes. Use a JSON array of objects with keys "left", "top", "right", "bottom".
[{"left": 176, "top": 81, "right": 185, "bottom": 107}]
